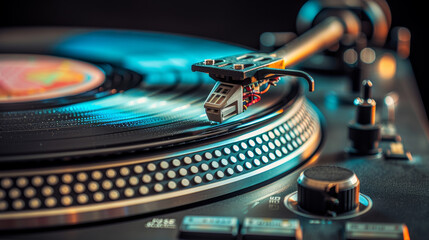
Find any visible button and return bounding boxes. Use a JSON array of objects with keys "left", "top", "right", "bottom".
[
  {"left": 167, "top": 181, "right": 177, "bottom": 190},
  {"left": 0, "top": 201, "right": 7, "bottom": 211},
  {"left": 253, "top": 159, "right": 261, "bottom": 167},
  {"left": 345, "top": 222, "right": 410, "bottom": 240},
  {"left": 193, "top": 176, "right": 202, "bottom": 184},
  {"left": 232, "top": 145, "right": 240, "bottom": 152},
  {"left": 12, "top": 199, "right": 25, "bottom": 210},
  {"left": 241, "top": 217, "right": 301, "bottom": 240},
  {"left": 153, "top": 183, "right": 164, "bottom": 192},
  {"left": 147, "top": 163, "right": 157, "bottom": 172},
  {"left": 384, "top": 142, "right": 412, "bottom": 161},
  {"left": 190, "top": 166, "right": 199, "bottom": 174},
  {"left": 194, "top": 154, "right": 203, "bottom": 162},
  {"left": 262, "top": 134, "right": 269, "bottom": 142},
  {"left": 235, "top": 165, "right": 244, "bottom": 173},
  {"left": 183, "top": 157, "right": 193, "bottom": 165},
  {"left": 77, "top": 193, "right": 89, "bottom": 204},
  {"left": 215, "top": 171, "right": 224, "bottom": 179},
  {"left": 119, "top": 167, "right": 130, "bottom": 176},
  {"left": 139, "top": 186, "right": 149, "bottom": 195},
  {"left": 159, "top": 161, "right": 169, "bottom": 169},
  {"left": 179, "top": 216, "right": 239, "bottom": 239},
  {"left": 244, "top": 162, "right": 252, "bottom": 170},
  {"left": 23, "top": 187, "right": 36, "bottom": 198},
  {"left": 167, "top": 170, "right": 176, "bottom": 179},
  {"left": 106, "top": 169, "right": 116, "bottom": 178},
  {"left": 204, "top": 152, "right": 213, "bottom": 160},
  {"left": 109, "top": 190, "right": 120, "bottom": 200},
  {"left": 31, "top": 176, "right": 43, "bottom": 187},
  {"left": 76, "top": 172, "right": 88, "bottom": 182},
  {"left": 229, "top": 156, "right": 237, "bottom": 164},
  {"left": 220, "top": 159, "right": 229, "bottom": 167},
  {"left": 115, "top": 178, "right": 126, "bottom": 188},
  {"left": 172, "top": 159, "right": 181, "bottom": 167},
  {"left": 211, "top": 161, "right": 219, "bottom": 169},
  {"left": 178, "top": 168, "right": 188, "bottom": 177},
  {"left": 92, "top": 171, "right": 103, "bottom": 180},
  {"left": 200, "top": 163, "right": 209, "bottom": 172},
  {"left": 129, "top": 176, "right": 139, "bottom": 186},
  {"left": 180, "top": 179, "right": 190, "bottom": 187},
  {"left": 16, "top": 177, "right": 28, "bottom": 188},
  {"left": 261, "top": 156, "right": 269, "bottom": 163},
  {"left": 223, "top": 148, "right": 231, "bottom": 155},
  {"left": 9, "top": 188, "right": 21, "bottom": 199},
  {"left": 47, "top": 175, "right": 59, "bottom": 185},
  {"left": 205, "top": 173, "right": 214, "bottom": 182},
  {"left": 134, "top": 165, "right": 144, "bottom": 174},
  {"left": 154, "top": 172, "right": 165, "bottom": 181},
  {"left": 214, "top": 150, "right": 222, "bottom": 158},
  {"left": 62, "top": 174, "right": 73, "bottom": 184},
  {"left": 29, "top": 198, "right": 41, "bottom": 209},
  {"left": 1, "top": 178, "right": 13, "bottom": 189}
]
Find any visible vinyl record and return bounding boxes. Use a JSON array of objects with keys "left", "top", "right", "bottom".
[{"left": 0, "top": 30, "right": 306, "bottom": 163}]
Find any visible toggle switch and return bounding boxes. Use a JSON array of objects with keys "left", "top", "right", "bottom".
[{"left": 347, "top": 80, "right": 382, "bottom": 155}]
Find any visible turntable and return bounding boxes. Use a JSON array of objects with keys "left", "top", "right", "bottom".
[{"left": 0, "top": 1, "right": 428, "bottom": 240}]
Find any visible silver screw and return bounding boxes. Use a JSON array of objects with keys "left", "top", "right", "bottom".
[
  {"left": 204, "top": 59, "right": 215, "bottom": 65},
  {"left": 233, "top": 64, "right": 244, "bottom": 70}
]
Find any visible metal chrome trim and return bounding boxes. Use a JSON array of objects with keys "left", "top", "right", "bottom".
[{"left": 0, "top": 100, "right": 321, "bottom": 229}]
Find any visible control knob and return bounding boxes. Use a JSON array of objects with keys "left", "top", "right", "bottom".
[{"left": 297, "top": 165, "right": 360, "bottom": 216}]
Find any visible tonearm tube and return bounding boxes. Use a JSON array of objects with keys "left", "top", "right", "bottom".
[{"left": 192, "top": 0, "right": 391, "bottom": 123}]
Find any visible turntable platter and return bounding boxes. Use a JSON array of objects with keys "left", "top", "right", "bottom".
[{"left": 0, "top": 29, "right": 322, "bottom": 229}]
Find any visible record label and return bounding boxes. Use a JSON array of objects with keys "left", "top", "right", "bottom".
[{"left": 0, "top": 54, "right": 105, "bottom": 103}]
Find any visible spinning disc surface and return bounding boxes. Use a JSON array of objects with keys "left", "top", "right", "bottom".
[{"left": 0, "top": 31, "right": 292, "bottom": 162}]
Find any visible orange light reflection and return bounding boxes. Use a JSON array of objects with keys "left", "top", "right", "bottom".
[{"left": 377, "top": 53, "right": 397, "bottom": 80}]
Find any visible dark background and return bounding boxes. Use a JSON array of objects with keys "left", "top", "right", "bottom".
[{"left": 0, "top": 0, "right": 426, "bottom": 118}]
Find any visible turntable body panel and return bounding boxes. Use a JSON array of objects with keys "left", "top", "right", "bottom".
[{"left": 0, "top": 28, "right": 428, "bottom": 240}]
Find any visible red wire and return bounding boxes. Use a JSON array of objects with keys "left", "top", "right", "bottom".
[
  {"left": 246, "top": 94, "right": 261, "bottom": 107},
  {"left": 243, "top": 80, "right": 275, "bottom": 108}
]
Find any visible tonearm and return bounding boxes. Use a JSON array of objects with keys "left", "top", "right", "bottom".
[{"left": 192, "top": 0, "right": 391, "bottom": 123}]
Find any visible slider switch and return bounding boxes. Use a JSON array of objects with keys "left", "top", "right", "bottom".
[{"left": 348, "top": 80, "right": 381, "bottom": 155}]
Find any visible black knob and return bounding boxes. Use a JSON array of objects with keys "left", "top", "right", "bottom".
[
  {"left": 348, "top": 80, "right": 381, "bottom": 155},
  {"left": 297, "top": 166, "right": 360, "bottom": 216}
]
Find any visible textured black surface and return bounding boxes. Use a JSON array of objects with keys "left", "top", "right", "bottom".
[{"left": 303, "top": 165, "right": 354, "bottom": 182}]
